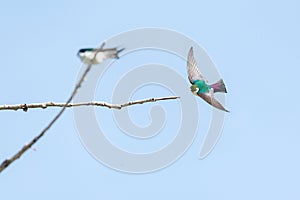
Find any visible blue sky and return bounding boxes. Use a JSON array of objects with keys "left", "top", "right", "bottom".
[{"left": 0, "top": 0, "right": 299, "bottom": 199}]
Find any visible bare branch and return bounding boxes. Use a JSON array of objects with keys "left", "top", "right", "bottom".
[
  {"left": 0, "top": 43, "right": 180, "bottom": 174},
  {"left": 0, "top": 96, "right": 180, "bottom": 111},
  {"left": 0, "top": 62, "right": 91, "bottom": 173}
]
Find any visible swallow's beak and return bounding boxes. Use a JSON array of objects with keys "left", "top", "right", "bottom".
[{"left": 77, "top": 50, "right": 81, "bottom": 57}]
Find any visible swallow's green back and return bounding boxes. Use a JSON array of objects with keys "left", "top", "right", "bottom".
[{"left": 193, "top": 80, "right": 210, "bottom": 93}]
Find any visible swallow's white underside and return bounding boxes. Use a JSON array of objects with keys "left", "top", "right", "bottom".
[{"left": 79, "top": 50, "right": 117, "bottom": 64}]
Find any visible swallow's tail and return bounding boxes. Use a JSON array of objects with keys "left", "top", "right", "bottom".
[
  {"left": 115, "top": 48, "right": 125, "bottom": 59},
  {"left": 210, "top": 79, "right": 227, "bottom": 93}
]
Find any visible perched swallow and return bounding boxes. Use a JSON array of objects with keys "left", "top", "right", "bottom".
[
  {"left": 187, "top": 47, "right": 229, "bottom": 112},
  {"left": 77, "top": 43, "right": 124, "bottom": 64}
]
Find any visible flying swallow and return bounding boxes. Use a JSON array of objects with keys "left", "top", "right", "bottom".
[{"left": 187, "top": 47, "right": 229, "bottom": 112}]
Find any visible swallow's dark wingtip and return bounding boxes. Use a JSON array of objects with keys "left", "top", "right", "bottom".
[{"left": 99, "top": 41, "right": 106, "bottom": 49}]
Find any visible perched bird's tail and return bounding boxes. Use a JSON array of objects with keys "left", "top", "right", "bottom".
[
  {"left": 210, "top": 79, "right": 227, "bottom": 93},
  {"left": 115, "top": 48, "right": 125, "bottom": 59}
]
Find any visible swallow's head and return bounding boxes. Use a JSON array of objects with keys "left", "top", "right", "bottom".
[
  {"left": 190, "top": 85, "right": 199, "bottom": 95},
  {"left": 77, "top": 48, "right": 95, "bottom": 57}
]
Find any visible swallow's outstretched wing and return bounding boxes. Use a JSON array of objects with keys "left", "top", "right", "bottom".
[
  {"left": 187, "top": 47, "right": 205, "bottom": 84},
  {"left": 198, "top": 92, "right": 229, "bottom": 112},
  {"left": 95, "top": 47, "right": 124, "bottom": 61}
]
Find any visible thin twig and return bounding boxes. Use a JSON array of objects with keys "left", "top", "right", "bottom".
[
  {"left": 118, "top": 96, "right": 180, "bottom": 108},
  {"left": 0, "top": 96, "right": 180, "bottom": 111},
  {"left": 0, "top": 62, "right": 91, "bottom": 173},
  {"left": 0, "top": 43, "right": 107, "bottom": 173}
]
